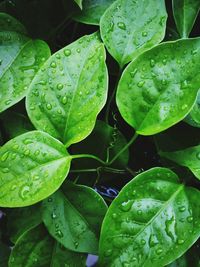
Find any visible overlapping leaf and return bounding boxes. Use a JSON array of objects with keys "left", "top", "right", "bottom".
[
  {"left": 185, "top": 90, "right": 200, "bottom": 128},
  {"left": 0, "top": 131, "right": 71, "bottom": 207},
  {"left": 42, "top": 182, "right": 107, "bottom": 253},
  {"left": 173, "top": 0, "right": 200, "bottom": 38},
  {"left": 0, "top": 31, "right": 50, "bottom": 113},
  {"left": 99, "top": 167, "right": 200, "bottom": 267},
  {"left": 116, "top": 38, "right": 200, "bottom": 135},
  {"left": 26, "top": 33, "right": 108, "bottom": 147},
  {"left": 9, "top": 225, "right": 87, "bottom": 267},
  {"left": 100, "top": 0, "right": 167, "bottom": 67}
]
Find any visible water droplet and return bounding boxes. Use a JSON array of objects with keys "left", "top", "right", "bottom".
[
  {"left": 19, "top": 185, "right": 30, "bottom": 200},
  {"left": 57, "top": 83, "right": 63, "bottom": 90},
  {"left": 112, "top": 213, "right": 117, "bottom": 219},
  {"left": 24, "top": 149, "right": 30, "bottom": 156},
  {"left": 23, "top": 139, "right": 33, "bottom": 145},
  {"left": 117, "top": 22, "right": 126, "bottom": 30},
  {"left": 179, "top": 206, "right": 186, "bottom": 212},
  {"left": 162, "top": 59, "right": 167, "bottom": 65},
  {"left": 46, "top": 103, "right": 52, "bottom": 110},
  {"left": 74, "top": 241, "right": 79, "bottom": 248},
  {"left": 48, "top": 197, "right": 52, "bottom": 202},
  {"left": 11, "top": 184, "right": 17, "bottom": 191},
  {"left": 191, "top": 49, "right": 198, "bottom": 55},
  {"left": 51, "top": 212, "right": 57, "bottom": 219},
  {"left": 137, "top": 210, "right": 142, "bottom": 215},
  {"left": 156, "top": 248, "right": 163, "bottom": 255},
  {"left": 120, "top": 200, "right": 132, "bottom": 212},
  {"left": 50, "top": 62, "right": 57, "bottom": 68},
  {"left": 141, "top": 239, "right": 146, "bottom": 245},
  {"left": 150, "top": 59, "right": 155, "bottom": 67},
  {"left": 64, "top": 49, "right": 71, "bottom": 56},
  {"left": 177, "top": 239, "right": 184, "bottom": 245},
  {"left": 187, "top": 216, "right": 193, "bottom": 223},
  {"left": 1, "top": 151, "right": 9, "bottom": 162},
  {"left": 2, "top": 168, "right": 9, "bottom": 173},
  {"left": 62, "top": 96, "right": 67, "bottom": 105},
  {"left": 76, "top": 48, "right": 81, "bottom": 53},
  {"left": 137, "top": 81, "right": 145, "bottom": 87},
  {"left": 142, "top": 31, "right": 147, "bottom": 37},
  {"left": 13, "top": 144, "right": 19, "bottom": 150},
  {"left": 56, "top": 230, "right": 64, "bottom": 238},
  {"left": 181, "top": 104, "right": 188, "bottom": 110}
]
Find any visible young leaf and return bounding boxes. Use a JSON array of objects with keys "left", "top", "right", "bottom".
[
  {"left": 184, "top": 90, "right": 200, "bottom": 128},
  {"left": 42, "top": 181, "right": 107, "bottom": 254},
  {"left": 116, "top": 38, "right": 200, "bottom": 135},
  {"left": 73, "top": 0, "right": 116, "bottom": 25},
  {"left": 74, "top": 0, "right": 83, "bottom": 9},
  {"left": 26, "top": 33, "right": 108, "bottom": 147},
  {"left": 0, "top": 31, "right": 50, "bottom": 113},
  {"left": 0, "top": 12, "right": 27, "bottom": 34},
  {"left": 7, "top": 204, "right": 42, "bottom": 243},
  {"left": 172, "top": 0, "right": 200, "bottom": 38},
  {"left": 71, "top": 120, "right": 129, "bottom": 168},
  {"left": 9, "top": 225, "right": 87, "bottom": 267},
  {"left": 160, "top": 145, "right": 200, "bottom": 180},
  {"left": 99, "top": 167, "right": 200, "bottom": 267},
  {"left": 0, "top": 131, "right": 71, "bottom": 207},
  {"left": 100, "top": 0, "right": 167, "bottom": 67}
]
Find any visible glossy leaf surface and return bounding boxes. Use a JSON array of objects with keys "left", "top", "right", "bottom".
[
  {"left": 73, "top": 0, "right": 115, "bottom": 25},
  {"left": 0, "top": 131, "right": 71, "bottom": 207},
  {"left": 71, "top": 120, "right": 129, "bottom": 168},
  {"left": 0, "top": 31, "right": 50, "bottom": 113},
  {"left": 42, "top": 182, "right": 107, "bottom": 253},
  {"left": 0, "top": 12, "right": 26, "bottom": 34},
  {"left": 100, "top": 0, "right": 167, "bottom": 67},
  {"left": 116, "top": 38, "right": 200, "bottom": 135},
  {"left": 173, "top": 0, "right": 200, "bottom": 38},
  {"left": 99, "top": 167, "right": 200, "bottom": 267},
  {"left": 7, "top": 204, "right": 42, "bottom": 243},
  {"left": 160, "top": 145, "right": 200, "bottom": 180},
  {"left": 185, "top": 90, "right": 200, "bottom": 128},
  {"left": 26, "top": 33, "right": 108, "bottom": 147},
  {"left": 9, "top": 225, "right": 86, "bottom": 267}
]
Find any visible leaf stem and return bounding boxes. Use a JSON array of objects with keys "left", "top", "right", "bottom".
[
  {"left": 108, "top": 132, "right": 139, "bottom": 165},
  {"left": 70, "top": 154, "right": 106, "bottom": 165}
]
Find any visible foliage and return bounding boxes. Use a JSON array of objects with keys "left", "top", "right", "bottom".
[{"left": 0, "top": 0, "right": 200, "bottom": 266}]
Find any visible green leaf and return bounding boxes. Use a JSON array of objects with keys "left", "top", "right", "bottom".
[
  {"left": 7, "top": 204, "right": 42, "bottom": 243},
  {"left": 184, "top": 90, "right": 200, "bottom": 128},
  {"left": 74, "top": 0, "right": 83, "bottom": 9},
  {"left": 73, "top": 0, "right": 116, "bottom": 25},
  {"left": 9, "top": 224, "right": 87, "bottom": 267},
  {"left": 116, "top": 38, "right": 200, "bottom": 135},
  {"left": 0, "top": 131, "right": 71, "bottom": 207},
  {"left": 71, "top": 120, "right": 129, "bottom": 168},
  {"left": 99, "top": 167, "right": 200, "bottom": 267},
  {"left": 100, "top": 0, "right": 167, "bottom": 67},
  {"left": 0, "top": 31, "right": 50, "bottom": 113},
  {"left": 42, "top": 181, "right": 107, "bottom": 254},
  {"left": 160, "top": 145, "right": 200, "bottom": 180},
  {"left": 26, "top": 33, "right": 108, "bottom": 147},
  {"left": 0, "top": 12, "right": 27, "bottom": 34},
  {"left": 172, "top": 0, "right": 200, "bottom": 38},
  {"left": 0, "top": 111, "right": 34, "bottom": 140}
]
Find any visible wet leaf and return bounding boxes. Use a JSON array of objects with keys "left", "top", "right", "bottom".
[
  {"left": 0, "top": 31, "right": 50, "bottom": 113},
  {"left": 9, "top": 224, "right": 87, "bottom": 267},
  {"left": 0, "top": 12, "right": 26, "bottom": 34},
  {"left": 26, "top": 33, "right": 108, "bottom": 147},
  {"left": 42, "top": 181, "right": 107, "bottom": 254},
  {"left": 100, "top": 0, "right": 167, "bottom": 67},
  {"left": 73, "top": 0, "right": 116, "bottom": 25},
  {"left": 160, "top": 145, "right": 200, "bottom": 180},
  {"left": 99, "top": 167, "right": 200, "bottom": 267},
  {"left": 172, "top": 0, "right": 200, "bottom": 38},
  {"left": 0, "top": 131, "right": 71, "bottom": 207},
  {"left": 116, "top": 38, "right": 200, "bottom": 135}
]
